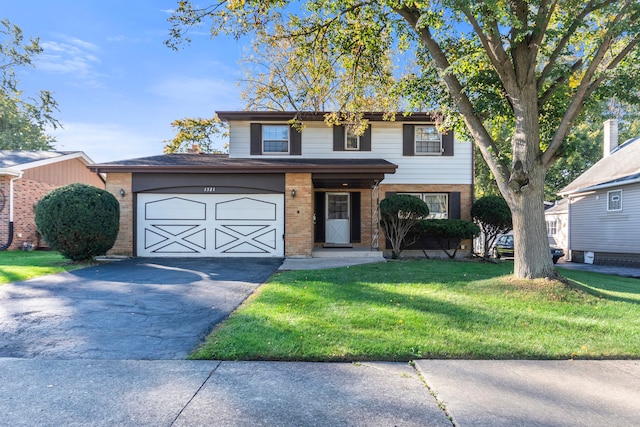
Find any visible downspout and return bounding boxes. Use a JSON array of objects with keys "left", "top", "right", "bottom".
[
  {"left": 566, "top": 196, "right": 571, "bottom": 262},
  {"left": 0, "top": 170, "right": 23, "bottom": 251}
]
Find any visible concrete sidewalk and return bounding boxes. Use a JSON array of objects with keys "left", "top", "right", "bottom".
[{"left": 1, "top": 358, "right": 638, "bottom": 426}]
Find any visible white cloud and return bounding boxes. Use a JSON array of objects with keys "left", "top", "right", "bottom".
[
  {"left": 37, "top": 35, "right": 104, "bottom": 86},
  {"left": 50, "top": 122, "right": 165, "bottom": 163}
]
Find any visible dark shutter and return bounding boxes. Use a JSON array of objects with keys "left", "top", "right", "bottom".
[
  {"left": 382, "top": 192, "right": 396, "bottom": 249},
  {"left": 350, "top": 192, "right": 361, "bottom": 243},
  {"left": 250, "top": 123, "right": 262, "bottom": 155},
  {"left": 442, "top": 130, "right": 454, "bottom": 156},
  {"left": 290, "top": 125, "right": 302, "bottom": 155},
  {"left": 314, "top": 192, "right": 325, "bottom": 243},
  {"left": 360, "top": 125, "right": 371, "bottom": 151},
  {"left": 333, "top": 126, "right": 345, "bottom": 151},
  {"left": 403, "top": 124, "right": 414, "bottom": 156},
  {"left": 449, "top": 192, "right": 461, "bottom": 219}
]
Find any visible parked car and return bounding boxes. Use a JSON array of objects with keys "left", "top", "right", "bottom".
[{"left": 493, "top": 235, "right": 565, "bottom": 263}]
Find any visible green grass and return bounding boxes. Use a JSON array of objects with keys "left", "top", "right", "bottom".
[
  {"left": 0, "top": 250, "right": 88, "bottom": 285},
  {"left": 191, "top": 259, "right": 640, "bottom": 361}
]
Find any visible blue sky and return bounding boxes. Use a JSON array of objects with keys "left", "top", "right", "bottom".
[{"left": 5, "top": 0, "right": 247, "bottom": 163}]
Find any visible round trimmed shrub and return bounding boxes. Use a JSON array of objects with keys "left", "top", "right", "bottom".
[{"left": 35, "top": 183, "right": 120, "bottom": 261}]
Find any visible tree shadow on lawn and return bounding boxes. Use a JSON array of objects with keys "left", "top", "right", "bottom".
[
  {"left": 247, "top": 276, "right": 625, "bottom": 360},
  {"left": 559, "top": 269, "right": 640, "bottom": 305}
]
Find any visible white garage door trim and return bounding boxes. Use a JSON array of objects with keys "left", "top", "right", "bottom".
[{"left": 137, "top": 193, "right": 284, "bottom": 257}]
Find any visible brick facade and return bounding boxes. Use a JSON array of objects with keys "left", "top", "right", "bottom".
[
  {"left": 0, "top": 176, "right": 62, "bottom": 250},
  {"left": 285, "top": 173, "right": 314, "bottom": 257},
  {"left": 105, "top": 173, "right": 134, "bottom": 256},
  {"left": 378, "top": 183, "right": 474, "bottom": 254},
  {"left": 101, "top": 177, "right": 474, "bottom": 259},
  {"left": 379, "top": 183, "right": 473, "bottom": 220}
]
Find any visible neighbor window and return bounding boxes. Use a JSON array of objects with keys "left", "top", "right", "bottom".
[
  {"left": 345, "top": 126, "right": 360, "bottom": 150},
  {"left": 546, "top": 219, "right": 557, "bottom": 236},
  {"left": 400, "top": 193, "right": 449, "bottom": 219},
  {"left": 415, "top": 126, "right": 442, "bottom": 155},
  {"left": 262, "top": 125, "right": 289, "bottom": 153},
  {"left": 607, "top": 189, "right": 622, "bottom": 211}
]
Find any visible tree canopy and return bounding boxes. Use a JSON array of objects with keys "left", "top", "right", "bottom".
[
  {"left": 163, "top": 115, "right": 228, "bottom": 153},
  {"left": 0, "top": 19, "right": 59, "bottom": 150},
  {"left": 168, "top": 0, "right": 640, "bottom": 278}
]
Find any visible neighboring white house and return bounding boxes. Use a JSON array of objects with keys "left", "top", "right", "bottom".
[
  {"left": 89, "top": 112, "right": 474, "bottom": 258},
  {"left": 544, "top": 198, "right": 569, "bottom": 259},
  {"left": 558, "top": 119, "right": 640, "bottom": 267}
]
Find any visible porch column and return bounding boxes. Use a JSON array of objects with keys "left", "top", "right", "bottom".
[{"left": 285, "top": 173, "right": 313, "bottom": 257}]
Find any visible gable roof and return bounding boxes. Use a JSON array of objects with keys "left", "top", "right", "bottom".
[
  {"left": 0, "top": 151, "right": 96, "bottom": 171},
  {"left": 545, "top": 198, "right": 568, "bottom": 214},
  {"left": 559, "top": 137, "right": 640, "bottom": 196}
]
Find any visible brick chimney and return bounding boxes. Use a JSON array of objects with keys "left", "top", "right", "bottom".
[
  {"left": 603, "top": 119, "right": 618, "bottom": 157},
  {"left": 187, "top": 144, "right": 201, "bottom": 154}
]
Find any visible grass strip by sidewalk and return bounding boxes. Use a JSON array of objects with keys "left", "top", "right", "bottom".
[
  {"left": 191, "top": 259, "right": 640, "bottom": 361},
  {"left": 0, "top": 250, "right": 87, "bottom": 285}
]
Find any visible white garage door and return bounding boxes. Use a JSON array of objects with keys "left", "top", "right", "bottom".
[{"left": 137, "top": 193, "right": 284, "bottom": 257}]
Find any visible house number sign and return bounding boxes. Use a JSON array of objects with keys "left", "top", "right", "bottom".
[{"left": 203, "top": 187, "right": 216, "bottom": 192}]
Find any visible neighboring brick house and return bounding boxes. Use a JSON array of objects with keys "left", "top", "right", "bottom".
[
  {"left": 0, "top": 151, "right": 105, "bottom": 250},
  {"left": 89, "top": 111, "right": 473, "bottom": 258}
]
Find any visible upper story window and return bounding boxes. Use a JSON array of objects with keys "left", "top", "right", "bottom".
[
  {"left": 333, "top": 124, "right": 371, "bottom": 152},
  {"left": 345, "top": 126, "right": 360, "bottom": 150},
  {"left": 403, "top": 124, "right": 454, "bottom": 156},
  {"left": 546, "top": 219, "right": 558, "bottom": 236},
  {"left": 607, "top": 189, "right": 622, "bottom": 211},
  {"left": 262, "top": 125, "right": 289, "bottom": 153},
  {"left": 415, "top": 126, "right": 442, "bottom": 155}
]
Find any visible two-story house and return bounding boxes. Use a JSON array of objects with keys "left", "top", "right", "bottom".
[{"left": 89, "top": 112, "right": 473, "bottom": 258}]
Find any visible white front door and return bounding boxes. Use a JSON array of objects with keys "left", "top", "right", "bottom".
[{"left": 325, "top": 193, "right": 350, "bottom": 245}]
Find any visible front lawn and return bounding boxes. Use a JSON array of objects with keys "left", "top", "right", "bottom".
[
  {"left": 191, "top": 259, "right": 640, "bottom": 361},
  {"left": 0, "top": 250, "right": 87, "bottom": 285}
]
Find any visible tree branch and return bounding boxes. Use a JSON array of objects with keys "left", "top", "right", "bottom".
[
  {"left": 459, "top": 5, "right": 518, "bottom": 94},
  {"left": 538, "top": 58, "right": 583, "bottom": 106},
  {"left": 541, "top": 5, "right": 636, "bottom": 166},
  {"left": 394, "top": 6, "right": 513, "bottom": 201},
  {"left": 537, "top": 0, "right": 617, "bottom": 92}
]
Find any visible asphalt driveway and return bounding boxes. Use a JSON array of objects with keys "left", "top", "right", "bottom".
[{"left": 0, "top": 258, "right": 282, "bottom": 359}]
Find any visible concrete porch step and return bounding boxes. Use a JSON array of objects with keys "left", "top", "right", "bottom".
[{"left": 312, "top": 248, "right": 385, "bottom": 259}]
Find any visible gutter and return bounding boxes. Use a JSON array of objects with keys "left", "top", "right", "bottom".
[
  {"left": 559, "top": 176, "right": 640, "bottom": 197},
  {"left": 0, "top": 169, "right": 23, "bottom": 251},
  {"left": 88, "top": 163, "right": 399, "bottom": 175}
]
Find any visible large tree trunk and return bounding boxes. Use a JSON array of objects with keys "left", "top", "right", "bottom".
[
  {"left": 508, "top": 166, "right": 557, "bottom": 278},
  {"left": 505, "top": 82, "right": 557, "bottom": 279}
]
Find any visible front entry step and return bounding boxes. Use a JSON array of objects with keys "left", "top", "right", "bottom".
[{"left": 312, "top": 248, "right": 384, "bottom": 259}]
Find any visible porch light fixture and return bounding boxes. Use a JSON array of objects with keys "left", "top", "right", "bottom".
[
  {"left": 119, "top": 188, "right": 126, "bottom": 198},
  {"left": 291, "top": 189, "right": 296, "bottom": 198}
]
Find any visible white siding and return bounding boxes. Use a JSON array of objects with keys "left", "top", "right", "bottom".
[
  {"left": 569, "top": 184, "right": 640, "bottom": 253},
  {"left": 227, "top": 121, "right": 473, "bottom": 185},
  {"left": 545, "top": 211, "right": 568, "bottom": 255}
]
